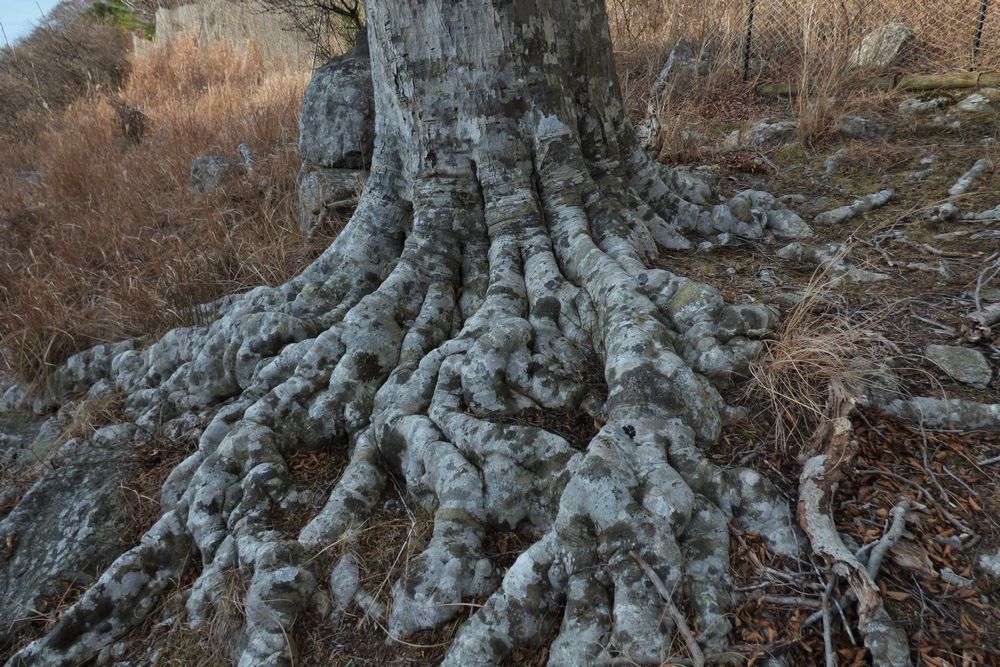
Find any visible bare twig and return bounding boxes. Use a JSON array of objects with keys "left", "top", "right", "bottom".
[
  {"left": 629, "top": 551, "right": 705, "bottom": 667},
  {"left": 865, "top": 500, "right": 909, "bottom": 580}
]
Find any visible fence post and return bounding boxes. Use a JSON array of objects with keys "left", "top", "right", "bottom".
[
  {"left": 973, "top": 0, "right": 990, "bottom": 67},
  {"left": 743, "top": 0, "right": 757, "bottom": 81}
]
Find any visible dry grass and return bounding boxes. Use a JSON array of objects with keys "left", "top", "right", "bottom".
[
  {"left": 747, "top": 251, "right": 895, "bottom": 453},
  {"left": 792, "top": 1, "right": 859, "bottom": 148},
  {"left": 0, "top": 35, "right": 330, "bottom": 383}
]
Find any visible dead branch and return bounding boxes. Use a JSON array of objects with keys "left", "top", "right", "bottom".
[{"left": 797, "top": 380, "right": 910, "bottom": 667}]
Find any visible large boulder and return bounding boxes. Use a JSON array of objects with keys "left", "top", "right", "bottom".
[
  {"left": 850, "top": 23, "right": 914, "bottom": 68},
  {"left": 298, "top": 36, "right": 374, "bottom": 170},
  {"left": 650, "top": 38, "right": 712, "bottom": 99},
  {"left": 0, "top": 424, "right": 140, "bottom": 647},
  {"left": 298, "top": 36, "right": 374, "bottom": 232}
]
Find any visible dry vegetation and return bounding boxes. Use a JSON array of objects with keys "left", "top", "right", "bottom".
[{"left": 0, "top": 36, "right": 332, "bottom": 383}]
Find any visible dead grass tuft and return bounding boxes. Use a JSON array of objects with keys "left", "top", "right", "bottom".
[
  {"left": 747, "top": 250, "right": 896, "bottom": 452},
  {"left": 0, "top": 35, "right": 328, "bottom": 383}
]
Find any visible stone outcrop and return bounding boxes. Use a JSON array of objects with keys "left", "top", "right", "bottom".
[
  {"left": 296, "top": 35, "right": 374, "bottom": 233},
  {"left": 850, "top": 23, "right": 914, "bottom": 68}
]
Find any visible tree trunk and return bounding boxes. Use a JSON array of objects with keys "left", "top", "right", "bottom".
[{"left": 6, "top": 1, "right": 810, "bottom": 665}]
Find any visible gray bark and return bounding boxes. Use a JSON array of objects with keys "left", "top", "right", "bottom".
[{"left": 2, "top": 1, "right": 807, "bottom": 665}]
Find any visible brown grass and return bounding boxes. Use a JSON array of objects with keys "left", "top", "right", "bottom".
[
  {"left": 746, "top": 251, "right": 896, "bottom": 452},
  {"left": 0, "top": 36, "right": 331, "bottom": 383}
]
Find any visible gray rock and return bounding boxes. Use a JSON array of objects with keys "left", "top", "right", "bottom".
[
  {"left": 298, "top": 38, "right": 374, "bottom": 170},
  {"left": 745, "top": 119, "right": 798, "bottom": 147},
  {"left": 925, "top": 345, "right": 992, "bottom": 388},
  {"left": 15, "top": 171, "right": 40, "bottom": 185},
  {"left": 824, "top": 148, "right": 848, "bottom": 174},
  {"left": 838, "top": 115, "right": 890, "bottom": 140},
  {"left": 956, "top": 88, "right": 1000, "bottom": 113},
  {"left": 850, "top": 23, "right": 914, "bottom": 68},
  {"left": 980, "top": 549, "right": 1000, "bottom": 577},
  {"left": 0, "top": 424, "right": 141, "bottom": 640},
  {"left": 899, "top": 96, "right": 952, "bottom": 114},
  {"left": 931, "top": 115, "right": 961, "bottom": 131},
  {"left": 190, "top": 155, "right": 239, "bottom": 193},
  {"left": 1, "top": 383, "right": 26, "bottom": 412},
  {"left": 297, "top": 167, "right": 366, "bottom": 233},
  {"left": 651, "top": 38, "right": 711, "bottom": 99}
]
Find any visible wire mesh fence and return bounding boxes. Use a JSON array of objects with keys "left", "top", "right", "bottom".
[{"left": 609, "top": 0, "right": 1000, "bottom": 86}]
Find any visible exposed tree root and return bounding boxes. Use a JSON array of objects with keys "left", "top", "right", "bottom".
[
  {"left": 1, "top": 1, "right": 819, "bottom": 664},
  {"left": 3, "top": 131, "right": 806, "bottom": 666}
]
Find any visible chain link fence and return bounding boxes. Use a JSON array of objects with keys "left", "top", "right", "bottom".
[{"left": 609, "top": 0, "right": 1000, "bottom": 86}]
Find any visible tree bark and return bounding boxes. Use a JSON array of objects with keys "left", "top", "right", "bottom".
[{"left": 5, "top": 1, "right": 808, "bottom": 665}]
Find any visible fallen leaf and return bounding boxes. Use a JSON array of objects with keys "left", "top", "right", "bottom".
[{"left": 890, "top": 540, "right": 937, "bottom": 578}]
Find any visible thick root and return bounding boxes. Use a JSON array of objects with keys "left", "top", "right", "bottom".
[{"left": 5, "top": 117, "right": 810, "bottom": 667}]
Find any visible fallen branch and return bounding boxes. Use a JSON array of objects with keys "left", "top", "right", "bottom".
[
  {"left": 797, "top": 381, "right": 910, "bottom": 667},
  {"left": 865, "top": 500, "right": 910, "bottom": 579},
  {"left": 630, "top": 551, "right": 705, "bottom": 667}
]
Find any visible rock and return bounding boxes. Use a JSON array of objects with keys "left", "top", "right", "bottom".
[
  {"left": 838, "top": 115, "right": 890, "bottom": 140},
  {"left": 956, "top": 88, "right": 1000, "bottom": 113},
  {"left": 298, "top": 37, "right": 374, "bottom": 170},
  {"left": 824, "top": 148, "right": 848, "bottom": 174},
  {"left": 920, "top": 202, "right": 960, "bottom": 224},
  {"left": 297, "top": 167, "right": 366, "bottom": 233},
  {"left": 651, "top": 38, "right": 710, "bottom": 98},
  {"left": 0, "top": 425, "right": 141, "bottom": 641},
  {"left": 15, "top": 171, "right": 40, "bottom": 185},
  {"left": 899, "top": 96, "right": 952, "bottom": 114},
  {"left": 745, "top": 119, "right": 798, "bottom": 148},
  {"left": 925, "top": 345, "right": 992, "bottom": 388},
  {"left": 850, "top": 23, "right": 914, "bottom": 68},
  {"left": 931, "top": 115, "right": 961, "bottom": 131},
  {"left": 980, "top": 550, "right": 1000, "bottom": 577},
  {"left": 297, "top": 38, "right": 374, "bottom": 232},
  {"left": 190, "top": 155, "right": 240, "bottom": 193}
]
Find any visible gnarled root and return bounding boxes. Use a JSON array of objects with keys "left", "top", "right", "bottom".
[{"left": 5, "top": 119, "right": 809, "bottom": 667}]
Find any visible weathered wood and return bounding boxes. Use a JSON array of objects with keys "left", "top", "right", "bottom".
[{"left": 756, "top": 70, "right": 1000, "bottom": 96}]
